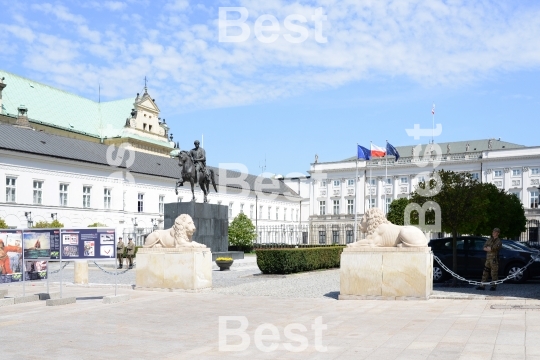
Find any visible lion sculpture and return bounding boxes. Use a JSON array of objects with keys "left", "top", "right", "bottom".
[
  {"left": 143, "top": 214, "right": 206, "bottom": 248},
  {"left": 348, "top": 207, "right": 428, "bottom": 247}
]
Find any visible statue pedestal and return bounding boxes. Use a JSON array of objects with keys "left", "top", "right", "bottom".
[
  {"left": 135, "top": 248, "right": 212, "bottom": 291},
  {"left": 339, "top": 247, "right": 433, "bottom": 300}
]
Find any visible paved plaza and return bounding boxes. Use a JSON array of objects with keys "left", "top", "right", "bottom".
[{"left": 1, "top": 257, "right": 540, "bottom": 359}]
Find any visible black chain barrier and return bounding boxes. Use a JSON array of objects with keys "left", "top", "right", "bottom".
[
  {"left": 92, "top": 261, "right": 135, "bottom": 275},
  {"left": 433, "top": 255, "right": 535, "bottom": 286},
  {"left": 48, "top": 261, "right": 71, "bottom": 274}
]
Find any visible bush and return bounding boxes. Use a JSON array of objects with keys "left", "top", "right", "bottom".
[
  {"left": 33, "top": 220, "right": 64, "bottom": 228},
  {"left": 255, "top": 246, "right": 345, "bottom": 274},
  {"left": 0, "top": 218, "right": 8, "bottom": 229},
  {"left": 228, "top": 213, "right": 256, "bottom": 252},
  {"left": 88, "top": 222, "right": 107, "bottom": 227}
]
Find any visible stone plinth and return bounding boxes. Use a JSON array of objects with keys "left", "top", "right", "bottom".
[
  {"left": 135, "top": 247, "right": 212, "bottom": 290},
  {"left": 74, "top": 261, "right": 88, "bottom": 284},
  {"left": 164, "top": 202, "right": 228, "bottom": 253},
  {"left": 339, "top": 247, "right": 433, "bottom": 300}
]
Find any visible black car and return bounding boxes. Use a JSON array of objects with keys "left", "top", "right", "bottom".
[{"left": 429, "top": 236, "right": 540, "bottom": 283}]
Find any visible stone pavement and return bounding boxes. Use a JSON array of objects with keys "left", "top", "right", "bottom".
[{"left": 1, "top": 281, "right": 540, "bottom": 359}]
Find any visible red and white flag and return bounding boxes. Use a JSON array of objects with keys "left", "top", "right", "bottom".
[{"left": 371, "top": 143, "right": 386, "bottom": 158}]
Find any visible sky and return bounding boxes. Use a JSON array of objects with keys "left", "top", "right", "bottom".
[{"left": 1, "top": 0, "right": 539, "bottom": 177}]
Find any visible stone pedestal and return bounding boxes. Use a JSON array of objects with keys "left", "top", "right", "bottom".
[
  {"left": 164, "top": 202, "right": 228, "bottom": 253},
  {"left": 74, "top": 261, "right": 88, "bottom": 285},
  {"left": 339, "top": 247, "right": 433, "bottom": 300},
  {"left": 135, "top": 248, "right": 212, "bottom": 290}
]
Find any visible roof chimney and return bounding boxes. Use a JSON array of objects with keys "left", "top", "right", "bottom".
[
  {"left": 15, "top": 105, "right": 32, "bottom": 129},
  {"left": 0, "top": 77, "right": 6, "bottom": 114}
]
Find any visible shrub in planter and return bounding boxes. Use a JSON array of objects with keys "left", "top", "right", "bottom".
[{"left": 255, "top": 246, "right": 345, "bottom": 274}]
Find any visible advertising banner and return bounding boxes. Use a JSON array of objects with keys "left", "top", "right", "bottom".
[
  {"left": 61, "top": 228, "right": 116, "bottom": 260},
  {"left": 0, "top": 230, "right": 49, "bottom": 283},
  {"left": 0, "top": 230, "right": 23, "bottom": 283}
]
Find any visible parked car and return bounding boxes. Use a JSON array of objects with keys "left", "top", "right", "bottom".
[{"left": 429, "top": 236, "right": 540, "bottom": 283}]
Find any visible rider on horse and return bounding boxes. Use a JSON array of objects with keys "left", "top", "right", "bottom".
[{"left": 178, "top": 140, "right": 209, "bottom": 186}]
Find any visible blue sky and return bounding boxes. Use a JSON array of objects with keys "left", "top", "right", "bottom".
[{"left": 1, "top": 0, "right": 539, "bottom": 176}]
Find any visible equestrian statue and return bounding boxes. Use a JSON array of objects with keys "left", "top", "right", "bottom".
[{"left": 175, "top": 140, "right": 217, "bottom": 203}]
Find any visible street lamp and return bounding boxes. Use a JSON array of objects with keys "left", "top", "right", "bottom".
[
  {"left": 25, "top": 212, "right": 33, "bottom": 227},
  {"left": 132, "top": 217, "right": 138, "bottom": 227},
  {"left": 51, "top": 213, "right": 57, "bottom": 221},
  {"left": 151, "top": 218, "right": 158, "bottom": 230}
]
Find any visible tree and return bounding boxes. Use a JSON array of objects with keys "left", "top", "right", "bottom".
[
  {"left": 0, "top": 218, "right": 8, "bottom": 229},
  {"left": 88, "top": 222, "right": 107, "bottom": 227},
  {"left": 386, "top": 198, "right": 410, "bottom": 225},
  {"left": 228, "top": 213, "right": 256, "bottom": 252},
  {"left": 475, "top": 184, "right": 526, "bottom": 238},
  {"left": 33, "top": 220, "right": 64, "bottom": 228},
  {"left": 411, "top": 170, "right": 489, "bottom": 285}
]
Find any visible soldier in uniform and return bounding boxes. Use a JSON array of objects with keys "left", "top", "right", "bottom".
[
  {"left": 125, "top": 237, "right": 135, "bottom": 269},
  {"left": 117, "top": 237, "right": 125, "bottom": 269},
  {"left": 476, "top": 228, "right": 502, "bottom": 291}
]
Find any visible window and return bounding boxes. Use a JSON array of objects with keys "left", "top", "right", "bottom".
[
  {"left": 143, "top": 123, "right": 147, "bottom": 130},
  {"left": 59, "top": 184, "right": 68, "bottom": 206},
  {"left": 346, "top": 229, "right": 354, "bottom": 243},
  {"left": 250, "top": 205, "right": 254, "bottom": 219},
  {"left": 510, "top": 191, "right": 521, "bottom": 201},
  {"left": 494, "top": 170, "right": 503, "bottom": 177},
  {"left": 417, "top": 176, "right": 426, "bottom": 183},
  {"left": 400, "top": 177, "right": 408, "bottom": 184},
  {"left": 83, "top": 186, "right": 91, "bottom": 208},
  {"left": 159, "top": 195, "right": 165, "bottom": 214},
  {"left": 332, "top": 230, "right": 340, "bottom": 244},
  {"left": 268, "top": 207, "right": 271, "bottom": 220},
  {"left": 319, "top": 201, "right": 326, "bottom": 215},
  {"left": 368, "top": 178, "right": 376, "bottom": 186},
  {"left": 532, "top": 168, "right": 539, "bottom": 176},
  {"left": 138, "top": 193, "right": 144, "bottom": 213},
  {"left": 531, "top": 191, "right": 539, "bottom": 209},
  {"left": 240, "top": 203, "right": 244, "bottom": 214},
  {"left": 321, "top": 180, "right": 326, "bottom": 187},
  {"left": 386, "top": 198, "right": 392, "bottom": 213},
  {"left": 471, "top": 173, "right": 479, "bottom": 181},
  {"left": 6, "top": 177, "right": 16, "bottom": 202},
  {"left": 33, "top": 181, "right": 43, "bottom": 205},
  {"left": 347, "top": 179, "right": 354, "bottom": 186},
  {"left": 283, "top": 208, "right": 287, "bottom": 221},
  {"left": 229, "top": 202, "right": 233, "bottom": 218},
  {"left": 333, "top": 180, "right": 340, "bottom": 187},
  {"left": 149, "top": 125, "right": 153, "bottom": 132},
  {"left": 276, "top": 207, "right": 279, "bottom": 220},
  {"left": 370, "top": 198, "right": 376, "bottom": 208},
  {"left": 259, "top": 205, "right": 263, "bottom": 219},
  {"left": 333, "top": 200, "right": 340, "bottom": 215},
  {"left": 385, "top": 178, "right": 392, "bottom": 185},
  {"left": 512, "top": 169, "right": 521, "bottom": 177},
  {"left": 104, "top": 188, "right": 111, "bottom": 209},
  {"left": 347, "top": 199, "right": 354, "bottom": 214},
  {"left": 318, "top": 230, "right": 326, "bottom": 244},
  {"left": 296, "top": 210, "right": 299, "bottom": 221}
]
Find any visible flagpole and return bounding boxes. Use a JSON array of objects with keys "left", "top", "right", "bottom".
[
  {"left": 385, "top": 140, "right": 388, "bottom": 214},
  {"left": 369, "top": 141, "right": 372, "bottom": 209},
  {"left": 354, "top": 143, "right": 359, "bottom": 242},
  {"left": 432, "top": 103, "right": 435, "bottom": 144}
]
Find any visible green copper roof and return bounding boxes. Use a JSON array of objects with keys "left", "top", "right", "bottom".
[{"left": 0, "top": 70, "right": 169, "bottom": 146}]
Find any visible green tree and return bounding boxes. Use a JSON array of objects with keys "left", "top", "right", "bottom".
[
  {"left": 228, "top": 213, "right": 256, "bottom": 252},
  {"left": 386, "top": 198, "right": 410, "bottom": 225},
  {"left": 475, "top": 184, "right": 526, "bottom": 238},
  {"left": 33, "top": 220, "right": 64, "bottom": 228},
  {"left": 411, "top": 170, "right": 489, "bottom": 285},
  {"left": 88, "top": 222, "right": 107, "bottom": 227},
  {"left": 0, "top": 218, "right": 8, "bottom": 229}
]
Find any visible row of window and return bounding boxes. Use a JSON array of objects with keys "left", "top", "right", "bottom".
[
  {"left": 225, "top": 202, "right": 300, "bottom": 221},
  {"left": 5, "top": 178, "right": 166, "bottom": 213},
  {"left": 318, "top": 230, "right": 355, "bottom": 244},
  {"left": 319, "top": 199, "right": 355, "bottom": 215}
]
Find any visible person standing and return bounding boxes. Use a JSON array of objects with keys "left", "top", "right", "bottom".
[
  {"left": 125, "top": 237, "right": 135, "bottom": 269},
  {"left": 116, "top": 237, "right": 125, "bottom": 269},
  {"left": 476, "top": 228, "right": 502, "bottom": 291}
]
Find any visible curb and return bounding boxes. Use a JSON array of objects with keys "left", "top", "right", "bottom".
[
  {"left": 103, "top": 294, "right": 130, "bottom": 304},
  {"left": 46, "top": 297, "right": 77, "bottom": 306}
]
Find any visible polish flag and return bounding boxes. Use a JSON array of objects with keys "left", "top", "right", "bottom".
[{"left": 371, "top": 143, "right": 386, "bottom": 158}]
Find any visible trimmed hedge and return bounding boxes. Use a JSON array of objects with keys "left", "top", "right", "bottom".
[{"left": 256, "top": 246, "right": 345, "bottom": 274}]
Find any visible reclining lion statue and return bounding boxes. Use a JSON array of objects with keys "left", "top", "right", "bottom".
[
  {"left": 144, "top": 214, "right": 206, "bottom": 248},
  {"left": 348, "top": 208, "right": 428, "bottom": 247}
]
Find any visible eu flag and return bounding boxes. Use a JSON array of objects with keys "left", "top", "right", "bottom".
[
  {"left": 386, "top": 142, "right": 400, "bottom": 161},
  {"left": 357, "top": 145, "right": 371, "bottom": 160}
]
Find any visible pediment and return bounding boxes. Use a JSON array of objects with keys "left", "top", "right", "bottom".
[{"left": 137, "top": 97, "right": 160, "bottom": 113}]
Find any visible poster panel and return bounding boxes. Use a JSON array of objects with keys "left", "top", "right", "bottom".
[
  {"left": 60, "top": 228, "right": 116, "bottom": 260},
  {"left": 0, "top": 230, "right": 23, "bottom": 283}
]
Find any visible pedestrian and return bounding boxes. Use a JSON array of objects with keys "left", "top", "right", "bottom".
[
  {"left": 117, "top": 237, "right": 125, "bottom": 269},
  {"left": 125, "top": 237, "right": 135, "bottom": 269},
  {"left": 476, "top": 228, "right": 502, "bottom": 291}
]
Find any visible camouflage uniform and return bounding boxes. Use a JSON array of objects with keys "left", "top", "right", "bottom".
[
  {"left": 480, "top": 235, "right": 502, "bottom": 289},
  {"left": 125, "top": 239, "right": 135, "bottom": 268},
  {"left": 117, "top": 238, "right": 125, "bottom": 269}
]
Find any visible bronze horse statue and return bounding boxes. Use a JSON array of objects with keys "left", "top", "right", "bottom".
[{"left": 175, "top": 150, "right": 217, "bottom": 203}]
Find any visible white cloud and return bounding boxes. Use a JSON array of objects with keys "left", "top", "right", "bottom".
[{"left": 165, "top": 0, "right": 189, "bottom": 12}]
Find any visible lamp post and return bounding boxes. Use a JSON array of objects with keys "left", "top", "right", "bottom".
[
  {"left": 132, "top": 217, "right": 138, "bottom": 227},
  {"left": 51, "top": 213, "right": 57, "bottom": 221},
  {"left": 25, "top": 212, "right": 33, "bottom": 228},
  {"left": 151, "top": 218, "right": 158, "bottom": 230}
]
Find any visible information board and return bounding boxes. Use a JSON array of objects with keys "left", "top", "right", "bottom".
[
  {"left": 60, "top": 228, "right": 116, "bottom": 260},
  {"left": 0, "top": 230, "right": 48, "bottom": 283}
]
